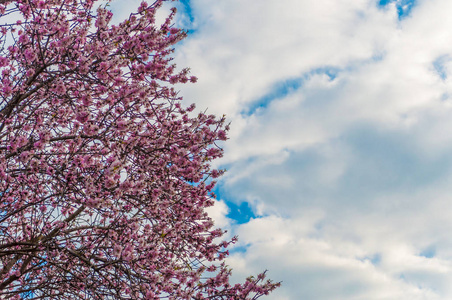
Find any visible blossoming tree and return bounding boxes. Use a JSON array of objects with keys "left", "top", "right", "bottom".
[{"left": 0, "top": 0, "right": 279, "bottom": 298}]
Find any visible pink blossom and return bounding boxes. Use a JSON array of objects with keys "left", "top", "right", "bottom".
[
  {"left": 75, "top": 111, "right": 89, "bottom": 123},
  {"left": 0, "top": 56, "right": 8, "bottom": 67},
  {"left": 0, "top": 1, "right": 279, "bottom": 299},
  {"left": 116, "top": 120, "right": 127, "bottom": 131}
]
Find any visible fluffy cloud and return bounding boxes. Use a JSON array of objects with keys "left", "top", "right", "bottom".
[
  {"left": 174, "top": 0, "right": 397, "bottom": 116},
  {"left": 110, "top": 0, "right": 452, "bottom": 298},
  {"left": 227, "top": 214, "right": 449, "bottom": 300}
]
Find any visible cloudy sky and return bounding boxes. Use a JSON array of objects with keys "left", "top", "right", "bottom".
[{"left": 114, "top": 0, "right": 452, "bottom": 298}]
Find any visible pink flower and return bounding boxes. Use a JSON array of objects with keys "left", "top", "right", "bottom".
[
  {"left": 217, "top": 130, "right": 227, "bottom": 140},
  {"left": 76, "top": 111, "right": 89, "bottom": 123},
  {"left": 0, "top": 56, "right": 8, "bottom": 67},
  {"left": 116, "top": 120, "right": 127, "bottom": 131}
]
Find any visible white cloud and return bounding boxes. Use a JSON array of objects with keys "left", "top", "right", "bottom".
[
  {"left": 204, "top": 198, "right": 230, "bottom": 229},
  {"left": 226, "top": 215, "right": 447, "bottom": 300},
  {"left": 108, "top": 0, "right": 452, "bottom": 298},
  {"left": 174, "top": 0, "right": 397, "bottom": 115}
]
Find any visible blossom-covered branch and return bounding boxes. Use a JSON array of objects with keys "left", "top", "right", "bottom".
[{"left": 0, "top": 0, "right": 279, "bottom": 299}]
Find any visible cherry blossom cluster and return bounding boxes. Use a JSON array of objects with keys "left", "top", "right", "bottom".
[{"left": 0, "top": 0, "right": 279, "bottom": 299}]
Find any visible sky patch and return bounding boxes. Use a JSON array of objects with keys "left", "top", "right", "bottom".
[
  {"left": 243, "top": 67, "right": 340, "bottom": 116},
  {"left": 178, "top": 0, "right": 194, "bottom": 23},
  {"left": 432, "top": 55, "right": 450, "bottom": 80},
  {"left": 224, "top": 200, "right": 256, "bottom": 224},
  {"left": 419, "top": 246, "right": 436, "bottom": 259},
  {"left": 378, "top": 0, "right": 417, "bottom": 19}
]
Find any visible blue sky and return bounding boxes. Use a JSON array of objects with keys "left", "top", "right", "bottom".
[
  {"left": 111, "top": 0, "right": 452, "bottom": 298},
  {"left": 378, "top": 0, "right": 416, "bottom": 19}
]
